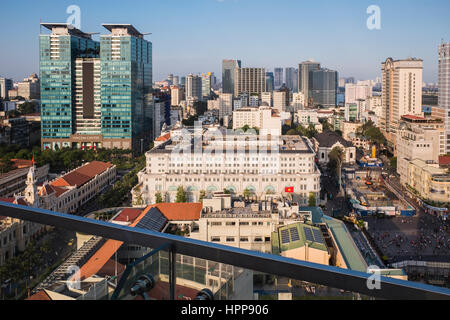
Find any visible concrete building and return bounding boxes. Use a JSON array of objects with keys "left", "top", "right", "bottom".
[
  {"left": 37, "top": 161, "right": 116, "bottom": 214},
  {"left": 298, "top": 61, "right": 320, "bottom": 106},
  {"left": 0, "top": 164, "right": 49, "bottom": 198},
  {"left": 291, "top": 92, "right": 305, "bottom": 110},
  {"left": 272, "top": 223, "right": 330, "bottom": 266},
  {"left": 438, "top": 43, "right": 450, "bottom": 153},
  {"left": 234, "top": 68, "right": 266, "bottom": 97},
  {"left": 0, "top": 198, "right": 46, "bottom": 266},
  {"left": 134, "top": 128, "right": 320, "bottom": 206},
  {"left": 0, "top": 77, "right": 13, "bottom": 100},
  {"left": 222, "top": 59, "right": 241, "bottom": 96},
  {"left": 232, "top": 106, "right": 282, "bottom": 135},
  {"left": 285, "top": 67, "right": 298, "bottom": 93},
  {"left": 407, "top": 159, "right": 450, "bottom": 205},
  {"left": 218, "top": 93, "right": 233, "bottom": 121},
  {"left": 345, "top": 84, "right": 372, "bottom": 105},
  {"left": 381, "top": 58, "right": 423, "bottom": 148},
  {"left": 17, "top": 74, "right": 40, "bottom": 100},
  {"left": 312, "top": 131, "right": 356, "bottom": 165},
  {"left": 341, "top": 121, "right": 363, "bottom": 141},
  {"left": 186, "top": 74, "right": 202, "bottom": 102},
  {"left": 273, "top": 91, "right": 287, "bottom": 113},
  {"left": 171, "top": 86, "right": 184, "bottom": 107},
  {"left": 397, "top": 115, "right": 446, "bottom": 186},
  {"left": 261, "top": 92, "right": 273, "bottom": 107}
]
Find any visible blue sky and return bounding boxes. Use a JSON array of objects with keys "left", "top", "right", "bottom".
[{"left": 0, "top": 0, "right": 449, "bottom": 83}]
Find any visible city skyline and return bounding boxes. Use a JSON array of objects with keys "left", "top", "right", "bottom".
[{"left": 0, "top": 0, "right": 449, "bottom": 83}]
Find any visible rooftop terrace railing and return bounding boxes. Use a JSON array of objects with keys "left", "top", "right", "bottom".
[{"left": 1, "top": 201, "right": 449, "bottom": 300}]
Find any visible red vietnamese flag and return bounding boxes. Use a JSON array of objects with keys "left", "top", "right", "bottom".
[
  {"left": 285, "top": 187, "right": 294, "bottom": 193},
  {"left": 32, "top": 154, "right": 35, "bottom": 165}
]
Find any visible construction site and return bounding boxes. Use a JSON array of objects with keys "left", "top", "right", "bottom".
[{"left": 345, "top": 148, "right": 416, "bottom": 218}]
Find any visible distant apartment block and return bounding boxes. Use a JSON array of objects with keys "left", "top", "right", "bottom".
[
  {"left": 234, "top": 68, "right": 266, "bottom": 97},
  {"left": 381, "top": 58, "right": 423, "bottom": 149}
]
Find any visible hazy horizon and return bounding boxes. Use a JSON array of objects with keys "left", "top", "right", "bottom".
[{"left": 0, "top": 0, "right": 449, "bottom": 83}]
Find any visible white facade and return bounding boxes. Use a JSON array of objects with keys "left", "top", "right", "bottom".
[
  {"left": 261, "top": 92, "right": 273, "bottom": 107},
  {"left": 345, "top": 84, "right": 372, "bottom": 105},
  {"left": 381, "top": 58, "right": 423, "bottom": 146},
  {"left": 136, "top": 129, "right": 321, "bottom": 206},
  {"left": 273, "top": 91, "right": 287, "bottom": 113},
  {"left": 397, "top": 119, "right": 445, "bottom": 185},
  {"left": 439, "top": 43, "right": 450, "bottom": 153},
  {"left": 291, "top": 92, "right": 305, "bottom": 110},
  {"left": 234, "top": 68, "right": 266, "bottom": 97},
  {"left": 233, "top": 106, "right": 282, "bottom": 136}
]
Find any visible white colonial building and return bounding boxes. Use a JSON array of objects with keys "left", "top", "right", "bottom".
[{"left": 134, "top": 127, "right": 321, "bottom": 206}]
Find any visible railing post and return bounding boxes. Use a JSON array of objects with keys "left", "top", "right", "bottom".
[{"left": 169, "top": 246, "right": 176, "bottom": 300}]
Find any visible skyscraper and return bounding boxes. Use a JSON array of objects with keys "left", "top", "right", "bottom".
[
  {"left": 265, "top": 72, "right": 274, "bottom": 92},
  {"left": 274, "top": 68, "right": 284, "bottom": 89},
  {"left": 285, "top": 67, "right": 298, "bottom": 92},
  {"left": 222, "top": 59, "right": 241, "bottom": 96},
  {"left": 186, "top": 74, "right": 202, "bottom": 101},
  {"left": 234, "top": 68, "right": 266, "bottom": 97},
  {"left": 40, "top": 23, "right": 153, "bottom": 152},
  {"left": 100, "top": 24, "right": 153, "bottom": 151},
  {"left": 202, "top": 72, "right": 213, "bottom": 99},
  {"left": 310, "top": 69, "right": 338, "bottom": 108},
  {"left": 0, "top": 77, "right": 13, "bottom": 99},
  {"left": 298, "top": 61, "right": 320, "bottom": 106},
  {"left": 40, "top": 23, "right": 100, "bottom": 150},
  {"left": 381, "top": 57, "right": 423, "bottom": 147},
  {"left": 439, "top": 42, "right": 450, "bottom": 153}
]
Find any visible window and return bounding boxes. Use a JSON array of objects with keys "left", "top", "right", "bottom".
[
  {"left": 211, "top": 237, "right": 221, "bottom": 242},
  {"left": 226, "top": 222, "right": 236, "bottom": 226},
  {"left": 254, "top": 237, "right": 263, "bottom": 242},
  {"left": 240, "top": 237, "right": 249, "bottom": 242},
  {"left": 211, "top": 222, "right": 222, "bottom": 227},
  {"left": 226, "top": 237, "right": 235, "bottom": 242}
]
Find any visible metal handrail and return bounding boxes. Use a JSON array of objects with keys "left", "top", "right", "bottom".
[{"left": 0, "top": 201, "right": 449, "bottom": 300}]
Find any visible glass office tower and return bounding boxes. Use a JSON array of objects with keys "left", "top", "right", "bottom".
[
  {"left": 311, "top": 69, "right": 338, "bottom": 108},
  {"left": 40, "top": 23, "right": 152, "bottom": 152},
  {"left": 40, "top": 23, "right": 100, "bottom": 150},
  {"left": 222, "top": 59, "right": 241, "bottom": 96},
  {"left": 298, "top": 61, "right": 320, "bottom": 107},
  {"left": 100, "top": 24, "right": 152, "bottom": 151},
  {"left": 266, "top": 72, "right": 274, "bottom": 92}
]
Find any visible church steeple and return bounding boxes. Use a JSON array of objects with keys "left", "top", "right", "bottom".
[{"left": 25, "top": 164, "right": 38, "bottom": 207}]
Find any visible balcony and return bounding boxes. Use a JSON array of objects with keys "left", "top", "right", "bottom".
[{"left": 0, "top": 201, "right": 449, "bottom": 300}]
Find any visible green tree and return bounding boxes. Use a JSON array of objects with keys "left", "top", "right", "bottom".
[
  {"left": 390, "top": 157, "right": 398, "bottom": 170},
  {"left": 243, "top": 188, "right": 252, "bottom": 199},
  {"left": 155, "top": 192, "right": 163, "bottom": 204},
  {"left": 199, "top": 190, "right": 206, "bottom": 202},
  {"left": 308, "top": 193, "right": 317, "bottom": 207},
  {"left": 176, "top": 186, "right": 187, "bottom": 203},
  {"left": 329, "top": 147, "right": 344, "bottom": 189}
]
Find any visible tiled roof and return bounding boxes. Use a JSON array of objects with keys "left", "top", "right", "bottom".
[
  {"left": 401, "top": 115, "right": 426, "bottom": 121},
  {"left": 51, "top": 161, "right": 113, "bottom": 188},
  {"left": 314, "top": 131, "right": 353, "bottom": 148},
  {"left": 439, "top": 156, "right": 450, "bottom": 166},
  {"left": 79, "top": 208, "right": 149, "bottom": 281},
  {"left": 155, "top": 133, "right": 171, "bottom": 142},
  {"left": 26, "top": 290, "right": 52, "bottom": 301},
  {"left": 39, "top": 184, "right": 56, "bottom": 197},
  {"left": 10, "top": 159, "right": 33, "bottom": 169},
  {"left": 154, "top": 203, "right": 202, "bottom": 221},
  {"left": 114, "top": 208, "right": 143, "bottom": 223}
]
